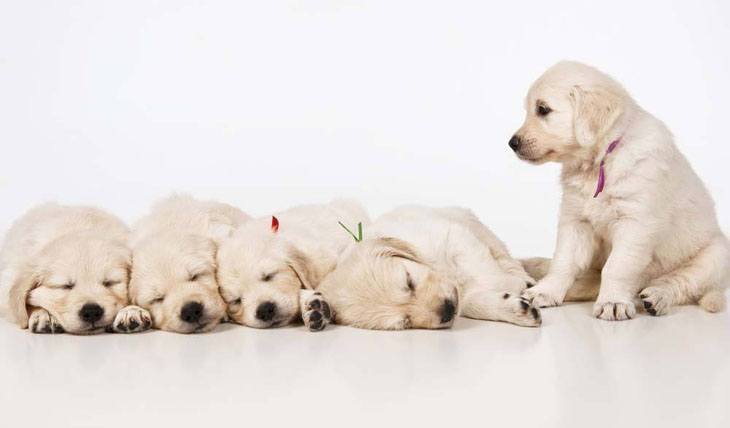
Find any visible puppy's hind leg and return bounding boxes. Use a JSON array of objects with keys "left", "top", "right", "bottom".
[
  {"left": 28, "top": 307, "right": 64, "bottom": 334},
  {"left": 640, "top": 236, "right": 729, "bottom": 316},
  {"left": 299, "top": 289, "right": 333, "bottom": 332},
  {"left": 446, "top": 208, "right": 537, "bottom": 286}
]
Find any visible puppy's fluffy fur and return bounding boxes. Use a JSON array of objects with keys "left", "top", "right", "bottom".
[
  {"left": 216, "top": 199, "right": 368, "bottom": 331},
  {"left": 0, "top": 203, "right": 132, "bottom": 334},
  {"left": 129, "top": 195, "right": 250, "bottom": 333},
  {"left": 512, "top": 61, "right": 729, "bottom": 320},
  {"left": 316, "top": 205, "right": 542, "bottom": 330}
]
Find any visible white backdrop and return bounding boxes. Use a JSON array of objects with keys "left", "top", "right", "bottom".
[{"left": 1, "top": 0, "right": 728, "bottom": 257}]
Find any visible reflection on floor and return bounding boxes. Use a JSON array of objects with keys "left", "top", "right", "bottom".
[{"left": 1, "top": 302, "right": 728, "bottom": 428}]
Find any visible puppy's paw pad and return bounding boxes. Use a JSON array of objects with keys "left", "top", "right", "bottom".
[
  {"left": 302, "top": 293, "right": 332, "bottom": 332},
  {"left": 29, "top": 309, "right": 64, "bottom": 334},
  {"left": 593, "top": 301, "right": 636, "bottom": 321},
  {"left": 113, "top": 306, "right": 152, "bottom": 333},
  {"left": 639, "top": 286, "right": 670, "bottom": 317}
]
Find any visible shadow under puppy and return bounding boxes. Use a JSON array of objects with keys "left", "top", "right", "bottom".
[
  {"left": 0, "top": 203, "right": 145, "bottom": 334},
  {"left": 129, "top": 195, "right": 250, "bottom": 333},
  {"left": 510, "top": 61, "right": 729, "bottom": 320},
  {"left": 316, "top": 205, "right": 542, "bottom": 330},
  {"left": 216, "top": 199, "right": 369, "bottom": 331}
]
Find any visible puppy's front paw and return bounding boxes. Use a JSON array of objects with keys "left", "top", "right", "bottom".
[
  {"left": 29, "top": 308, "right": 64, "bottom": 334},
  {"left": 302, "top": 292, "right": 333, "bottom": 332},
  {"left": 593, "top": 300, "right": 636, "bottom": 321},
  {"left": 512, "top": 295, "right": 542, "bottom": 327},
  {"left": 522, "top": 285, "right": 564, "bottom": 308},
  {"left": 112, "top": 305, "right": 152, "bottom": 333},
  {"left": 639, "top": 286, "right": 670, "bottom": 316}
]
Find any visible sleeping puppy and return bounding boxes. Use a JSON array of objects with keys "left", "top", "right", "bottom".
[
  {"left": 0, "top": 203, "right": 146, "bottom": 334},
  {"left": 216, "top": 199, "right": 368, "bottom": 331},
  {"left": 510, "top": 61, "right": 729, "bottom": 320},
  {"left": 316, "top": 205, "right": 542, "bottom": 330},
  {"left": 129, "top": 195, "right": 250, "bottom": 333}
]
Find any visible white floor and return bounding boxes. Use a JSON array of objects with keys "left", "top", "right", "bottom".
[{"left": 1, "top": 302, "right": 728, "bottom": 428}]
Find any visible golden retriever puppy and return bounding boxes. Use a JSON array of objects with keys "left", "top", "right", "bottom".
[
  {"left": 129, "top": 195, "right": 250, "bottom": 333},
  {"left": 0, "top": 203, "right": 146, "bottom": 334},
  {"left": 510, "top": 61, "right": 729, "bottom": 320},
  {"left": 216, "top": 199, "right": 368, "bottom": 331},
  {"left": 316, "top": 206, "right": 542, "bottom": 330}
]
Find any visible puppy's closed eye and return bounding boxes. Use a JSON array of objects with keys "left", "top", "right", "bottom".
[
  {"left": 150, "top": 296, "right": 165, "bottom": 304},
  {"left": 406, "top": 272, "right": 416, "bottom": 293},
  {"left": 102, "top": 280, "right": 120, "bottom": 288},
  {"left": 261, "top": 272, "right": 276, "bottom": 282}
]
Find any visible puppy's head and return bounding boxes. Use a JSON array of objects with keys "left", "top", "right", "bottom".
[
  {"left": 129, "top": 232, "right": 226, "bottom": 333},
  {"left": 316, "top": 237, "right": 459, "bottom": 330},
  {"left": 509, "top": 61, "right": 630, "bottom": 164},
  {"left": 217, "top": 221, "right": 317, "bottom": 329},
  {"left": 8, "top": 235, "right": 131, "bottom": 334}
]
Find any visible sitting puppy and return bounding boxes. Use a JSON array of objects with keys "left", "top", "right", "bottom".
[
  {"left": 0, "top": 203, "right": 146, "bottom": 334},
  {"left": 216, "top": 199, "right": 368, "bottom": 331},
  {"left": 129, "top": 195, "right": 250, "bottom": 333},
  {"left": 510, "top": 61, "right": 729, "bottom": 320},
  {"left": 316, "top": 205, "right": 541, "bottom": 330}
]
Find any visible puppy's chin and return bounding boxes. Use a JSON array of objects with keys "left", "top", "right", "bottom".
[
  {"left": 244, "top": 312, "right": 297, "bottom": 329},
  {"left": 162, "top": 318, "right": 222, "bottom": 334},
  {"left": 517, "top": 149, "right": 557, "bottom": 164},
  {"left": 57, "top": 323, "right": 108, "bottom": 335}
]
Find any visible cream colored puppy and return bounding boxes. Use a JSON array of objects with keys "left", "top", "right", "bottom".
[
  {"left": 511, "top": 61, "right": 729, "bottom": 320},
  {"left": 129, "top": 195, "right": 250, "bottom": 333},
  {"left": 316, "top": 206, "right": 542, "bottom": 330},
  {"left": 0, "top": 203, "right": 146, "bottom": 334},
  {"left": 216, "top": 200, "right": 368, "bottom": 331}
]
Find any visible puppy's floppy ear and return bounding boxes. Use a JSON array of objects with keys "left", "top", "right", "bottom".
[
  {"left": 570, "top": 85, "right": 624, "bottom": 147},
  {"left": 8, "top": 267, "right": 40, "bottom": 329},
  {"left": 287, "top": 246, "right": 318, "bottom": 290},
  {"left": 374, "top": 237, "right": 422, "bottom": 264}
]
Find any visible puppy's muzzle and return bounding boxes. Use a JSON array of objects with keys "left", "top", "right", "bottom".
[
  {"left": 78, "top": 302, "right": 104, "bottom": 324},
  {"left": 508, "top": 135, "right": 523, "bottom": 152},
  {"left": 255, "top": 301, "right": 278, "bottom": 323},
  {"left": 439, "top": 298, "right": 457, "bottom": 324},
  {"left": 180, "top": 301, "right": 205, "bottom": 324}
]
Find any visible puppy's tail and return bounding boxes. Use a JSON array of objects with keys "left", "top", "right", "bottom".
[
  {"left": 519, "top": 257, "right": 551, "bottom": 281},
  {"left": 699, "top": 289, "right": 727, "bottom": 313}
]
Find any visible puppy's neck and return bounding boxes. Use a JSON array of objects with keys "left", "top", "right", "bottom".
[{"left": 563, "top": 105, "right": 636, "bottom": 175}]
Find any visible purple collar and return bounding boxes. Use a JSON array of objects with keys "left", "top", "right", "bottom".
[{"left": 593, "top": 138, "right": 621, "bottom": 198}]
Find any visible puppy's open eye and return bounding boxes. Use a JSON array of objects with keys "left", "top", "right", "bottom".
[
  {"left": 102, "top": 280, "right": 120, "bottom": 288},
  {"left": 406, "top": 273, "right": 415, "bottom": 292},
  {"left": 536, "top": 103, "right": 552, "bottom": 117},
  {"left": 63, "top": 282, "right": 75, "bottom": 290},
  {"left": 261, "top": 272, "right": 275, "bottom": 282}
]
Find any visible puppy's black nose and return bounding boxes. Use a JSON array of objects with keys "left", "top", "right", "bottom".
[
  {"left": 255, "top": 301, "right": 277, "bottom": 322},
  {"left": 508, "top": 135, "right": 522, "bottom": 152},
  {"left": 439, "top": 299, "right": 457, "bottom": 324},
  {"left": 180, "top": 301, "right": 204, "bottom": 324},
  {"left": 79, "top": 303, "right": 104, "bottom": 324}
]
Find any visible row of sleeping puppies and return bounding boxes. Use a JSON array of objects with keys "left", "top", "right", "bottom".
[{"left": 0, "top": 195, "right": 548, "bottom": 334}]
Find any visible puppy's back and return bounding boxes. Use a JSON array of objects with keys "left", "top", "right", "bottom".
[
  {"left": 0, "top": 203, "right": 128, "bottom": 270},
  {"left": 131, "top": 194, "right": 250, "bottom": 245}
]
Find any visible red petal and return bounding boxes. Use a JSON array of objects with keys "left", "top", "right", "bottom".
[{"left": 271, "top": 216, "right": 280, "bottom": 232}]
